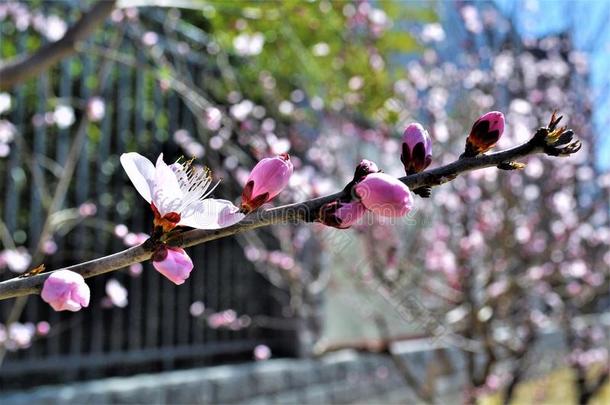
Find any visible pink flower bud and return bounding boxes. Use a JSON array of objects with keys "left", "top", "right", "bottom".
[
  {"left": 152, "top": 246, "right": 194, "bottom": 285},
  {"left": 353, "top": 159, "right": 380, "bottom": 183},
  {"left": 241, "top": 153, "right": 293, "bottom": 212},
  {"left": 463, "top": 111, "right": 505, "bottom": 157},
  {"left": 401, "top": 123, "right": 432, "bottom": 174},
  {"left": 354, "top": 173, "right": 413, "bottom": 217},
  {"left": 319, "top": 200, "right": 367, "bottom": 229},
  {"left": 41, "top": 270, "right": 90, "bottom": 312}
]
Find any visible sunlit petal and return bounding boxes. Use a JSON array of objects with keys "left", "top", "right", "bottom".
[
  {"left": 152, "top": 154, "right": 184, "bottom": 216},
  {"left": 179, "top": 199, "right": 245, "bottom": 229},
  {"left": 120, "top": 153, "right": 156, "bottom": 203}
]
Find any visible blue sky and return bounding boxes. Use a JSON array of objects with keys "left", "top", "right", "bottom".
[{"left": 494, "top": 0, "right": 610, "bottom": 169}]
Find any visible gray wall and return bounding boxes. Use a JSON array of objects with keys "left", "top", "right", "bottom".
[{"left": 0, "top": 339, "right": 465, "bottom": 404}]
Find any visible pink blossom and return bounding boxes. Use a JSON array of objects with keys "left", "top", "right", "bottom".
[
  {"left": 352, "top": 159, "right": 380, "bottom": 182},
  {"left": 0, "top": 119, "right": 16, "bottom": 143},
  {"left": 485, "top": 374, "right": 501, "bottom": 390},
  {"left": 41, "top": 270, "right": 90, "bottom": 312},
  {"left": 105, "top": 279, "right": 128, "bottom": 307},
  {"left": 86, "top": 97, "right": 106, "bottom": 122},
  {"left": 36, "top": 321, "right": 51, "bottom": 336},
  {"left": 152, "top": 246, "right": 194, "bottom": 285},
  {"left": 319, "top": 200, "right": 367, "bottom": 228},
  {"left": 241, "top": 154, "right": 294, "bottom": 212},
  {"left": 401, "top": 123, "right": 432, "bottom": 174},
  {"left": 142, "top": 31, "right": 159, "bottom": 47},
  {"left": 207, "top": 309, "right": 238, "bottom": 329},
  {"left": 487, "top": 280, "right": 509, "bottom": 298},
  {"left": 254, "top": 344, "right": 271, "bottom": 361},
  {"left": 1, "top": 247, "right": 31, "bottom": 273},
  {"left": 129, "top": 263, "right": 143, "bottom": 277},
  {"left": 190, "top": 301, "right": 205, "bottom": 317},
  {"left": 354, "top": 173, "right": 413, "bottom": 217},
  {"left": 566, "top": 281, "right": 582, "bottom": 296},
  {"left": 121, "top": 153, "right": 244, "bottom": 231},
  {"left": 205, "top": 107, "right": 222, "bottom": 130},
  {"left": 114, "top": 224, "right": 128, "bottom": 238},
  {"left": 42, "top": 239, "right": 58, "bottom": 255},
  {"left": 123, "top": 232, "right": 149, "bottom": 247},
  {"left": 463, "top": 111, "right": 505, "bottom": 156},
  {"left": 7, "top": 322, "right": 36, "bottom": 350},
  {"left": 207, "top": 313, "right": 225, "bottom": 329},
  {"left": 78, "top": 202, "right": 97, "bottom": 217}
]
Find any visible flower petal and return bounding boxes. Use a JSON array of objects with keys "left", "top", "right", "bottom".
[
  {"left": 179, "top": 199, "right": 245, "bottom": 229},
  {"left": 152, "top": 154, "right": 184, "bottom": 216},
  {"left": 120, "top": 153, "right": 156, "bottom": 203}
]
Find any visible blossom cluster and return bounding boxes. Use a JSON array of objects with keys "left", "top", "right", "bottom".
[{"left": 35, "top": 105, "right": 509, "bottom": 314}]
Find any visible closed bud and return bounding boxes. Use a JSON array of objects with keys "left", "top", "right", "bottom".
[
  {"left": 41, "top": 270, "right": 90, "bottom": 312},
  {"left": 241, "top": 154, "right": 293, "bottom": 213},
  {"left": 319, "top": 200, "right": 367, "bottom": 229},
  {"left": 153, "top": 246, "right": 194, "bottom": 285},
  {"left": 401, "top": 123, "right": 432, "bottom": 174},
  {"left": 353, "top": 159, "right": 380, "bottom": 183},
  {"left": 354, "top": 173, "right": 413, "bottom": 217},
  {"left": 463, "top": 111, "right": 505, "bottom": 157}
]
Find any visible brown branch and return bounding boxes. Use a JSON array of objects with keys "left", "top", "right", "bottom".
[
  {"left": 0, "top": 0, "right": 116, "bottom": 91},
  {"left": 582, "top": 368, "right": 610, "bottom": 405},
  {"left": 0, "top": 120, "right": 579, "bottom": 301}
]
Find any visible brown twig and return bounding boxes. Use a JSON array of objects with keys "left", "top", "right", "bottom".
[
  {"left": 0, "top": 0, "right": 117, "bottom": 90},
  {"left": 0, "top": 118, "right": 579, "bottom": 301}
]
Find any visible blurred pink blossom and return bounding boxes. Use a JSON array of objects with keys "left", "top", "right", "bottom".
[
  {"left": 253, "top": 344, "right": 271, "bottom": 361},
  {"left": 86, "top": 97, "right": 106, "bottom": 122},
  {"left": 105, "top": 279, "right": 128, "bottom": 308},
  {"left": 42, "top": 239, "right": 58, "bottom": 255},
  {"left": 78, "top": 202, "right": 97, "bottom": 217},
  {"left": 1, "top": 247, "right": 31, "bottom": 273},
  {"left": 129, "top": 263, "right": 143, "bottom": 277},
  {"left": 123, "top": 232, "right": 150, "bottom": 247},
  {"left": 36, "top": 321, "right": 51, "bottom": 336},
  {"left": 7, "top": 322, "right": 36, "bottom": 350},
  {"left": 114, "top": 224, "right": 129, "bottom": 238},
  {"left": 142, "top": 31, "right": 159, "bottom": 47},
  {"left": 190, "top": 301, "right": 205, "bottom": 317}
]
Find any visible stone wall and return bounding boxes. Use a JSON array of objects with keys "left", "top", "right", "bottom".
[
  {"left": 0, "top": 339, "right": 466, "bottom": 404},
  {"left": 3, "top": 314, "right": 608, "bottom": 404},
  {"left": 2, "top": 325, "right": 593, "bottom": 405}
]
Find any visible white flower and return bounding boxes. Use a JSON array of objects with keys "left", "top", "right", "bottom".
[
  {"left": 233, "top": 32, "right": 264, "bottom": 56},
  {"left": 0, "top": 93, "right": 11, "bottom": 114},
  {"left": 105, "top": 279, "right": 128, "bottom": 308},
  {"left": 53, "top": 105, "right": 75, "bottom": 128},
  {"left": 120, "top": 153, "right": 244, "bottom": 231},
  {"left": 1, "top": 248, "right": 31, "bottom": 273}
]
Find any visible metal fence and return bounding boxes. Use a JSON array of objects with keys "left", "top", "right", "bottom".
[{"left": 0, "top": 3, "right": 297, "bottom": 390}]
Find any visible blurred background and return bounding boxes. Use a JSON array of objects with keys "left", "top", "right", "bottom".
[{"left": 0, "top": 1, "right": 609, "bottom": 404}]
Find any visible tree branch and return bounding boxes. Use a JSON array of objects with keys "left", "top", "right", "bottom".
[
  {"left": 0, "top": 120, "right": 579, "bottom": 301},
  {"left": 0, "top": 0, "right": 116, "bottom": 91}
]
